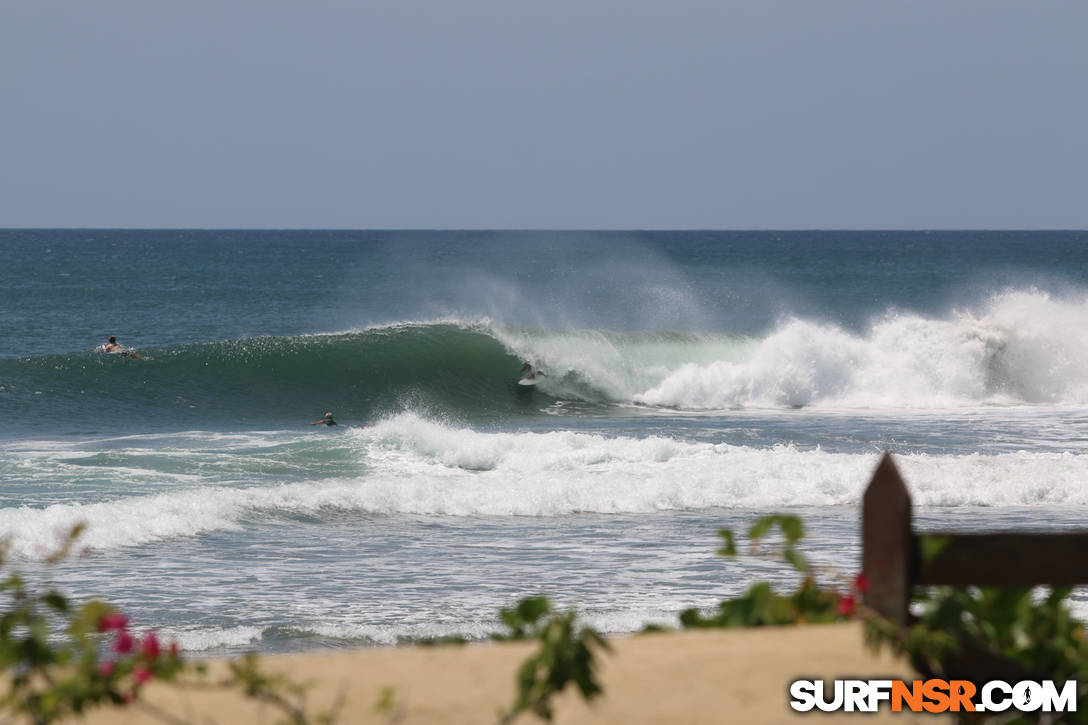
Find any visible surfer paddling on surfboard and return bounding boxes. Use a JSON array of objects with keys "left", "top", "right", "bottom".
[{"left": 99, "top": 335, "right": 144, "bottom": 359}]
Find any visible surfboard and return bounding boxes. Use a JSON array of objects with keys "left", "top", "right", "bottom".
[
  {"left": 517, "top": 377, "right": 539, "bottom": 387},
  {"left": 103, "top": 348, "right": 144, "bottom": 360}
]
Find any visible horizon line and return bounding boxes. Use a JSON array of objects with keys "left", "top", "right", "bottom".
[{"left": 3, "top": 227, "right": 1087, "bottom": 233}]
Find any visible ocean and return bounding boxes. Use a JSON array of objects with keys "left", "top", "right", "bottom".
[{"left": 1, "top": 229, "right": 1086, "bottom": 654}]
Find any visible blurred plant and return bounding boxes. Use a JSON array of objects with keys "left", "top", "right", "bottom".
[
  {"left": 372, "top": 685, "right": 405, "bottom": 725},
  {"left": 0, "top": 525, "right": 339, "bottom": 725},
  {"left": 705, "top": 516, "right": 1088, "bottom": 722},
  {"left": 679, "top": 514, "right": 864, "bottom": 628},
  {"left": 864, "top": 569, "right": 1088, "bottom": 722},
  {"left": 494, "top": 596, "right": 610, "bottom": 724}
]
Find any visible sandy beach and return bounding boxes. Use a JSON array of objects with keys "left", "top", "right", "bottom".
[{"left": 76, "top": 623, "right": 942, "bottom": 724}]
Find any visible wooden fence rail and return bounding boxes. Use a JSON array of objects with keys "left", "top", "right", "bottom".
[{"left": 861, "top": 452, "right": 1088, "bottom": 626}]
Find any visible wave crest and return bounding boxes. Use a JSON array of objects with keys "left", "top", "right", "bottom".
[
  {"left": 633, "top": 289, "right": 1088, "bottom": 409},
  {"left": 3, "top": 289, "right": 1085, "bottom": 427}
]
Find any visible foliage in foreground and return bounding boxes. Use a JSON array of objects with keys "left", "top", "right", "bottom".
[
  {"left": 1, "top": 524, "right": 606, "bottom": 724},
  {"left": 19, "top": 513, "right": 1088, "bottom": 725},
  {"left": 864, "top": 564, "right": 1088, "bottom": 722},
  {"left": 494, "top": 596, "right": 610, "bottom": 724},
  {"left": 0, "top": 526, "right": 339, "bottom": 725},
  {"left": 683, "top": 513, "right": 1088, "bottom": 722},
  {"left": 678, "top": 514, "right": 866, "bottom": 629}
]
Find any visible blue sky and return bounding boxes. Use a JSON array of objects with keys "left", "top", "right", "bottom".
[{"left": 2, "top": 1, "right": 1086, "bottom": 228}]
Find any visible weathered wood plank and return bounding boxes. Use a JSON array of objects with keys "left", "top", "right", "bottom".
[
  {"left": 918, "top": 533, "right": 1088, "bottom": 587},
  {"left": 862, "top": 453, "right": 914, "bottom": 625}
]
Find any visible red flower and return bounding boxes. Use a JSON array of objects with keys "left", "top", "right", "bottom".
[
  {"left": 854, "top": 572, "right": 870, "bottom": 594},
  {"left": 113, "top": 630, "right": 135, "bottom": 654},
  {"left": 98, "top": 612, "right": 129, "bottom": 632},
  {"left": 97, "top": 660, "right": 116, "bottom": 678},
  {"left": 141, "top": 631, "right": 160, "bottom": 659},
  {"left": 837, "top": 592, "right": 857, "bottom": 617},
  {"left": 133, "top": 666, "right": 152, "bottom": 685}
]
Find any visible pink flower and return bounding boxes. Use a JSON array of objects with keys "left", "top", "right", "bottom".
[
  {"left": 97, "top": 660, "right": 116, "bottom": 677},
  {"left": 837, "top": 592, "right": 857, "bottom": 617},
  {"left": 98, "top": 612, "right": 129, "bottom": 632},
  {"left": 113, "top": 630, "right": 135, "bottom": 654},
  {"left": 854, "top": 572, "right": 870, "bottom": 594},
  {"left": 141, "top": 631, "right": 160, "bottom": 659},
  {"left": 133, "top": 666, "right": 152, "bottom": 685}
]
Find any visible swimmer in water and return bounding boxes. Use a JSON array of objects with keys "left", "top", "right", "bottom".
[
  {"left": 311, "top": 412, "right": 338, "bottom": 426},
  {"left": 101, "top": 335, "right": 122, "bottom": 353}
]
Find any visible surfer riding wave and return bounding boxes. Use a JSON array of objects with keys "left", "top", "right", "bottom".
[{"left": 518, "top": 361, "right": 545, "bottom": 386}]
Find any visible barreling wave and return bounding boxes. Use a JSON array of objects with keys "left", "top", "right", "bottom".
[
  {"left": 1, "top": 289, "right": 1086, "bottom": 432},
  {"left": 0, "top": 319, "right": 760, "bottom": 429},
  {"left": 0, "top": 322, "right": 555, "bottom": 429},
  {"left": 498, "top": 288, "right": 1088, "bottom": 410}
]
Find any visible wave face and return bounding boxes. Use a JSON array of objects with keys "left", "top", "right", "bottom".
[
  {"left": 2, "top": 288, "right": 1087, "bottom": 434},
  {"left": 0, "top": 323, "right": 533, "bottom": 431}
]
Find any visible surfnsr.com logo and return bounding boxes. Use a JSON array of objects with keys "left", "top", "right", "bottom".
[{"left": 789, "top": 679, "right": 1077, "bottom": 714}]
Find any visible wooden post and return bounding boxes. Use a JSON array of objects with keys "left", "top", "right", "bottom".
[{"left": 862, "top": 453, "right": 913, "bottom": 625}]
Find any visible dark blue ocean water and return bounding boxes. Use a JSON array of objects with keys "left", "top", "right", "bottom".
[
  {"left": 5, "top": 230, "right": 1087, "bottom": 358},
  {"left": 1, "top": 229, "right": 1087, "bottom": 653}
]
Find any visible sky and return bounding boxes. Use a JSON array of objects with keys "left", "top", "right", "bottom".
[{"left": 2, "top": 0, "right": 1087, "bottom": 229}]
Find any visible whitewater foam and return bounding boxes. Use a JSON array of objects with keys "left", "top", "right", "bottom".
[
  {"left": 634, "top": 289, "right": 1088, "bottom": 409},
  {"left": 2, "top": 414, "right": 1087, "bottom": 557}
]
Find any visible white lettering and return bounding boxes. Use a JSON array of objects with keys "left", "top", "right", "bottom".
[
  {"left": 982, "top": 681, "right": 1012, "bottom": 712},
  {"left": 867, "top": 680, "right": 893, "bottom": 711},
  {"left": 789, "top": 680, "right": 817, "bottom": 712},
  {"left": 1041, "top": 681, "right": 1077, "bottom": 713},
  {"left": 845, "top": 680, "right": 869, "bottom": 712},
  {"left": 816, "top": 680, "right": 844, "bottom": 712},
  {"left": 1014, "top": 681, "right": 1043, "bottom": 712}
]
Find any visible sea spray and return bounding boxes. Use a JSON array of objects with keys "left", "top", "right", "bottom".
[
  {"left": 5, "top": 289, "right": 1086, "bottom": 436},
  {"left": 636, "top": 289, "right": 1088, "bottom": 409}
]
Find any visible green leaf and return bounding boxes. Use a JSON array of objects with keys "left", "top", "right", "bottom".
[
  {"left": 918, "top": 534, "right": 951, "bottom": 563},
  {"left": 748, "top": 514, "right": 804, "bottom": 546},
  {"left": 44, "top": 522, "right": 87, "bottom": 564},
  {"left": 1, "top": 574, "right": 25, "bottom": 593},
  {"left": 67, "top": 600, "right": 114, "bottom": 639},
  {"left": 747, "top": 515, "right": 777, "bottom": 542},
  {"left": 516, "top": 596, "right": 551, "bottom": 624},
  {"left": 40, "top": 591, "right": 70, "bottom": 613},
  {"left": 716, "top": 529, "right": 737, "bottom": 557},
  {"left": 783, "top": 546, "right": 808, "bottom": 573},
  {"left": 502, "top": 604, "right": 609, "bottom": 724},
  {"left": 776, "top": 515, "right": 804, "bottom": 544}
]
